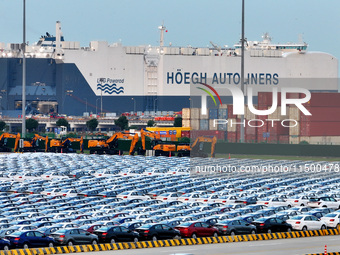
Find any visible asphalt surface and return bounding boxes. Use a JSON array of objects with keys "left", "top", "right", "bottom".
[{"left": 77, "top": 235, "right": 339, "bottom": 255}]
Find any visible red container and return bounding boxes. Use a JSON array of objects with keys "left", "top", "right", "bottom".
[
  {"left": 181, "top": 130, "right": 190, "bottom": 138},
  {"left": 300, "top": 121, "right": 340, "bottom": 136},
  {"left": 227, "top": 105, "right": 237, "bottom": 119},
  {"left": 308, "top": 93, "right": 340, "bottom": 107},
  {"left": 278, "top": 135, "right": 289, "bottom": 144},
  {"left": 190, "top": 130, "right": 226, "bottom": 140},
  {"left": 258, "top": 92, "right": 281, "bottom": 106},
  {"left": 300, "top": 107, "right": 340, "bottom": 122},
  {"left": 227, "top": 132, "right": 237, "bottom": 143}
]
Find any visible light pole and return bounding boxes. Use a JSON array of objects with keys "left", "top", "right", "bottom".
[
  {"left": 240, "top": 0, "right": 245, "bottom": 143},
  {"left": 84, "top": 98, "right": 88, "bottom": 113},
  {"left": 100, "top": 90, "right": 103, "bottom": 117},
  {"left": 131, "top": 98, "right": 136, "bottom": 113},
  {"left": 22, "top": 0, "right": 26, "bottom": 138},
  {"left": 96, "top": 98, "right": 100, "bottom": 116}
]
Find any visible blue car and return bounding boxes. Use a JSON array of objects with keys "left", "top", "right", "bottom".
[
  {"left": 0, "top": 237, "right": 10, "bottom": 250},
  {"left": 6, "top": 231, "right": 55, "bottom": 249}
]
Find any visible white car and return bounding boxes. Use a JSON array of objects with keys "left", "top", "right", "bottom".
[
  {"left": 41, "top": 188, "right": 62, "bottom": 196},
  {"left": 117, "top": 191, "right": 150, "bottom": 201},
  {"left": 321, "top": 212, "right": 340, "bottom": 229},
  {"left": 41, "top": 172, "right": 69, "bottom": 180},
  {"left": 286, "top": 215, "right": 327, "bottom": 231},
  {"left": 177, "top": 193, "right": 201, "bottom": 202},
  {"left": 196, "top": 194, "right": 220, "bottom": 203},
  {"left": 13, "top": 172, "right": 40, "bottom": 181},
  {"left": 307, "top": 197, "right": 340, "bottom": 209},
  {"left": 214, "top": 195, "right": 238, "bottom": 204},
  {"left": 257, "top": 197, "right": 292, "bottom": 207},
  {"left": 156, "top": 192, "right": 182, "bottom": 201},
  {"left": 286, "top": 195, "right": 310, "bottom": 207}
]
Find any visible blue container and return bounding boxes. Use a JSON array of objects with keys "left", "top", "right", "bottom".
[
  {"left": 209, "top": 109, "right": 218, "bottom": 119},
  {"left": 218, "top": 108, "right": 228, "bottom": 119}
]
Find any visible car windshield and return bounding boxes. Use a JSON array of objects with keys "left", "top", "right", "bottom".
[
  {"left": 290, "top": 216, "right": 303, "bottom": 220},
  {"left": 324, "top": 214, "right": 337, "bottom": 217},
  {"left": 97, "top": 227, "right": 110, "bottom": 231},
  {"left": 177, "top": 222, "right": 191, "bottom": 227},
  {"left": 54, "top": 229, "right": 67, "bottom": 234},
  {"left": 254, "top": 218, "right": 267, "bottom": 222},
  {"left": 219, "top": 220, "right": 232, "bottom": 225},
  {"left": 9, "top": 231, "right": 23, "bottom": 236},
  {"left": 139, "top": 224, "right": 152, "bottom": 229}
]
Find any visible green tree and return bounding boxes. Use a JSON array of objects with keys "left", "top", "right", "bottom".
[
  {"left": 114, "top": 116, "right": 129, "bottom": 130},
  {"left": 56, "top": 118, "right": 69, "bottom": 127},
  {"left": 174, "top": 117, "right": 182, "bottom": 127},
  {"left": 26, "top": 118, "right": 39, "bottom": 132},
  {"left": 178, "top": 137, "right": 190, "bottom": 143},
  {"left": 86, "top": 118, "right": 99, "bottom": 132},
  {"left": 0, "top": 120, "right": 6, "bottom": 131},
  {"left": 147, "top": 120, "right": 155, "bottom": 127}
]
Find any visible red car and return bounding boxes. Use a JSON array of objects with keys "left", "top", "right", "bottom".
[{"left": 175, "top": 221, "right": 219, "bottom": 238}]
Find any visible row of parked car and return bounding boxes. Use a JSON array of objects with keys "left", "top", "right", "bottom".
[{"left": 0, "top": 153, "right": 338, "bottom": 250}]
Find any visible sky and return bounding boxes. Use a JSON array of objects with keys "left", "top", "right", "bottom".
[{"left": 0, "top": 0, "right": 339, "bottom": 64}]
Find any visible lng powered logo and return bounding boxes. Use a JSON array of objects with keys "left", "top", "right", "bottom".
[
  {"left": 196, "top": 82, "right": 312, "bottom": 128},
  {"left": 97, "top": 78, "right": 125, "bottom": 94}
]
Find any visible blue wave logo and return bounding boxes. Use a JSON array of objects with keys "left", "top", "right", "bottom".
[{"left": 97, "top": 83, "right": 124, "bottom": 94}]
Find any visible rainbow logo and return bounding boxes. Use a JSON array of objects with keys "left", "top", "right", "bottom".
[{"left": 196, "top": 82, "right": 222, "bottom": 106}]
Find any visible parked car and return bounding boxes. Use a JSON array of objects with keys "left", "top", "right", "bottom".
[
  {"left": 286, "top": 215, "right": 327, "bottom": 231},
  {"left": 321, "top": 212, "right": 340, "bottom": 229},
  {"left": 215, "top": 219, "right": 257, "bottom": 236},
  {"left": 175, "top": 222, "right": 219, "bottom": 238},
  {"left": 135, "top": 224, "right": 180, "bottom": 241},
  {"left": 251, "top": 217, "right": 293, "bottom": 233},
  {"left": 50, "top": 228, "right": 98, "bottom": 246},
  {"left": 6, "top": 230, "right": 55, "bottom": 249},
  {"left": 93, "top": 226, "right": 139, "bottom": 243},
  {"left": 307, "top": 197, "right": 340, "bottom": 209},
  {"left": 0, "top": 237, "right": 10, "bottom": 250}
]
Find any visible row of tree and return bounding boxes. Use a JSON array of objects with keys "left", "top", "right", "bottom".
[{"left": 0, "top": 116, "right": 183, "bottom": 132}]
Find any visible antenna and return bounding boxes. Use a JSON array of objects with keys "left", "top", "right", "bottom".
[{"left": 158, "top": 22, "right": 166, "bottom": 47}]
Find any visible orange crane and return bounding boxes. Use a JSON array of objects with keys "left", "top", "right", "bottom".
[
  {"left": 138, "top": 129, "right": 176, "bottom": 157},
  {"left": 14, "top": 134, "right": 49, "bottom": 152},
  {"left": 88, "top": 132, "right": 139, "bottom": 155},
  {"left": 191, "top": 136, "right": 217, "bottom": 158},
  {"left": 48, "top": 137, "right": 83, "bottom": 153},
  {"left": 0, "top": 133, "right": 19, "bottom": 152}
]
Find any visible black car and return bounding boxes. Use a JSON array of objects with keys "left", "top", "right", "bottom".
[
  {"left": 215, "top": 219, "right": 257, "bottom": 236},
  {"left": 0, "top": 237, "right": 10, "bottom": 250},
  {"left": 93, "top": 226, "right": 139, "bottom": 243},
  {"left": 135, "top": 223, "right": 180, "bottom": 241},
  {"left": 252, "top": 217, "right": 293, "bottom": 234}
]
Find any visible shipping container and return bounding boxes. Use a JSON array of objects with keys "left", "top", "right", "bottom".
[
  {"left": 307, "top": 93, "right": 340, "bottom": 107},
  {"left": 289, "top": 136, "right": 300, "bottom": 144},
  {"left": 227, "top": 118, "right": 237, "bottom": 132},
  {"left": 217, "top": 124, "right": 227, "bottom": 131},
  {"left": 227, "top": 132, "right": 237, "bottom": 143},
  {"left": 299, "top": 136, "right": 340, "bottom": 145},
  {"left": 300, "top": 122, "right": 340, "bottom": 136},
  {"left": 289, "top": 122, "right": 300, "bottom": 136},
  {"left": 300, "top": 107, "right": 340, "bottom": 122},
  {"left": 182, "top": 108, "right": 191, "bottom": 119},
  {"left": 199, "top": 119, "right": 209, "bottom": 130},
  {"left": 200, "top": 109, "right": 209, "bottom": 120},
  {"left": 182, "top": 119, "right": 191, "bottom": 128},
  {"left": 278, "top": 135, "right": 289, "bottom": 144},
  {"left": 191, "top": 119, "right": 200, "bottom": 130},
  {"left": 209, "top": 109, "right": 218, "bottom": 120},
  {"left": 219, "top": 104, "right": 228, "bottom": 109},
  {"left": 218, "top": 108, "right": 228, "bottom": 119},
  {"left": 227, "top": 104, "right": 237, "bottom": 119},
  {"left": 289, "top": 106, "right": 300, "bottom": 121},
  {"left": 258, "top": 92, "right": 281, "bottom": 106},
  {"left": 209, "top": 119, "right": 218, "bottom": 130}
]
